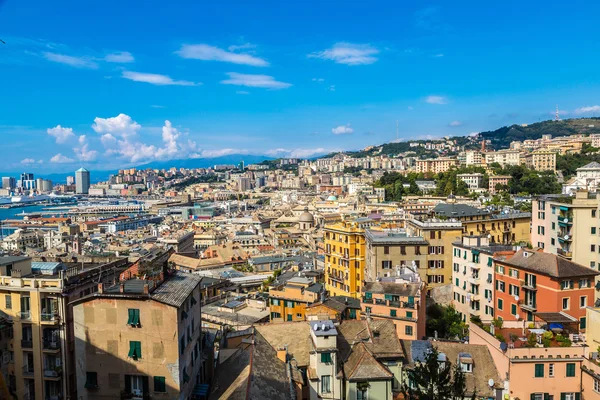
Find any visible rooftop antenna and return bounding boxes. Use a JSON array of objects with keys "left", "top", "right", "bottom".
[{"left": 554, "top": 105, "right": 560, "bottom": 122}]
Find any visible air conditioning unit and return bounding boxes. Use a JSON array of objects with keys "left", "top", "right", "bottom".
[{"left": 132, "top": 389, "right": 143, "bottom": 397}]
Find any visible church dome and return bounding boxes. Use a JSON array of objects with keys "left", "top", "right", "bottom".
[{"left": 299, "top": 207, "right": 315, "bottom": 223}]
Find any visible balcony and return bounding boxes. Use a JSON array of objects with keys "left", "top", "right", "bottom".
[
  {"left": 557, "top": 235, "right": 572, "bottom": 243},
  {"left": 41, "top": 313, "right": 59, "bottom": 324},
  {"left": 362, "top": 297, "right": 374, "bottom": 304},
  {"left": 21, "top": 339, "right": 33, "bottom": 349},
  {"left": 558, "top": 217, "right": 573, "bottom": 226},
  {"left": 43, "top": 340, "right": 61, "bottom": 352},
  {"left": 22, "top": 364, "right": 34, "bottom": 377},
  {"left": 329, "top": 275, "right": 346, "bottom": 284},
  {"left": 20, "top": 311, "right": 31, "bottom": 321},
  {"left": 557, "top": 248, "right": 573, "bottom": 258},
  {"left": 520, "top": 302, "right": 537, "bottom": 312},
  {"left": 43, "top": 366, "right": 62, "bottom": 380},
  {"left": 520, "top": 280, "right": 537, "bottom": 291}
]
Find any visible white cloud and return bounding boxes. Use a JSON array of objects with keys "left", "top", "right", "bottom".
[
  {"left": 309, "top": 43, "right": 379, "bottom": 65},
  {"left": 104, "top": 51, "right": 134, "bottom": 63},
  {"left": 220, "top": 72, "right": 291, "bottom": 89},
  {"left": 425, "top": 95, "right": 448, "bottom": 104},
  {"left": 236, "top": 91, "right": 250, "bottom": 95},
  {"left": 21, "top": 158, "right": 36, "bottom": 164},
  {"left": 201, "top": 148, "right": 248, "bottom": 157},
  {"left": 575, "top": 105, "right": 600, "bottom": 114},
  {"left": 100, "top": 133, "right": 118, "bottom": 148},
  {"left": 332, "top": 124, "right": 354, "bottom": 135},
  {"left": 150, "top": 105, "right": 166, "bottom": 108},
  {"left": 155, "top": 121, "right": 181, "bottom": 160},
  {"left": 122, "top": 71, "right": 197, "bottom": 86},
  {"left": 449, "top": 120, "right": 462, "bottom": 127},
  {"left": 265, "top": 148, "right": 329, "bottom": 158},
  {"left": 92, "top": 114, "right": 141, "bottom": 137},
  {"left": 312, "top": 78, "right": 325, "bottom": 82},
  {"left": 47, "top": 125, "right": 75, "bottom": 143},
  {"left": 74, "top": 135, "right": 98, "bottom": 161},
  {"left": 50, "top": 153, "right": 75, "bottom": 163},
  {"left": 407, "top": 106, "right": 414, "bottom": 110},
  {"left": 433, "top": 53, "right": 444, "bottom": 57},
  {"left": 227, "top": 43, "right": 257, "bottom": 52},
  {"left": 42, "top": 52, "right": 98, "bottom": 69},
  {"left": 328, "top": 85, "right": 336, "bottom": 92},
  {"left": 176, "top": 44, "right": 268, "bottom": 67}
]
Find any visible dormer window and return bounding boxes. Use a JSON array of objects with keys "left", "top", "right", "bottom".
[{"left": 458, "top": 352, "right": 473, "bottom": 373}]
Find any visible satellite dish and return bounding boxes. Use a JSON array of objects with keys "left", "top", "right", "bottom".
[
  {"left": 488, "top": 379, "right": 495, "bottom": 387},
  {"left": 313, "top": 324, "right": 319, "bottom": 331},
  {"left": 564, "top": 235, "right": 570, "bottom": 240},
  {"left": 514, "top": 295, "right": 519, "bottom": 301},
  {"left": 563, "top": 218, "right": 568, "bottom": 223}
]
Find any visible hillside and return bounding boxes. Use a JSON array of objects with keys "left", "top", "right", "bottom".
[{"left": 480, "top": 117, "right": 600, "bottom": 149}]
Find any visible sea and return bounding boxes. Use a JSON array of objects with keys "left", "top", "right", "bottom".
[{"left": 0, "top": 204, "right": 69, "bottom": 237}]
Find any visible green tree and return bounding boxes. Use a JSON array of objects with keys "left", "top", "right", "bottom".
[
  {"left": 426, "top": 304, "right": 467, "bottom": 339},
  {"left": 402, "top": 346, "right": 476, "bottom": 400}
]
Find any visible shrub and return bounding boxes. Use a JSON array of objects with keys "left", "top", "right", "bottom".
[
  {"left": 492, "top": 319, "right": 503, "bottom": 329},
  {"left": 495, "top": 333, "right": 506, "bottom": 343}
]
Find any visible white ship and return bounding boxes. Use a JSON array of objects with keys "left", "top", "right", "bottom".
[{"left": 11, "top": 194, "right": 51, "bottom": 204}]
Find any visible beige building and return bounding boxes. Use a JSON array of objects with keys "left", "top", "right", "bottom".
[
  {"left": 488, "top": 175, "right": 511, "bottom": 194},
  {"left": 72, "top": 273, "right": 203, "bottom": 399},
  {"left": 457, "top": 172, "right": 484, "bottom": 190},
  {"left": 465, "top": 150, "right": 483, "bottom": 166},
  {"left": 414, "top": 157, "right": 459, "bottom": 174},
  {"left": 483, "top": 149, "right": 521, "bottom": 167},
  {"left": 531, "top": 149, "right": 557, "bottom": 172}
]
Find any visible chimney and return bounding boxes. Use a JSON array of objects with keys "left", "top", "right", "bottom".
[
  {"left": 119, "top": 283, "right": 125, "bottom": 293},
  {"left": 143, "top": 283, "right": 149, "bottom": 294},
  {"left": 98, "top": 283, "right": 104, "bottom": 294},
  {"left": 276, "top": 346, "right": 287, "bottom": 363}
]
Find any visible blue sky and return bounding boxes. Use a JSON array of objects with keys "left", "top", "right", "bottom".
[{"left": 1, "top": 0, "right": 600, "bottom": 172}]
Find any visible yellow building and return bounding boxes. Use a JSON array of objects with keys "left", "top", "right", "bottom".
[
  {"left": 462, "top": 213, "right": 531, "bottom": 245},
  {"left": 531, "top": 149, "right": 557, "bottom": 172},
  {"left": 324, "top": 221, "right": 367, "bottom": 298},
  {"left": 72, "top": 273, "right": 203, "bottom": 400},
  {"left": 269, "top": 276, "right": 323, "bottom": 322}
]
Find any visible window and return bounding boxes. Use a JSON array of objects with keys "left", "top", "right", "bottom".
[
  {"left": 406, "top": 311, "right": 413, "bottom": 318},
  {"left": 126, "top": 375, "right": 146, "bottom": 396},
  {"left": 85, "top": 372, "right": 98, "bottom": 389},
  {"left": 579, "top": 279, "right": 589, "bottom": 288},
  {"left": 580, "top": 317, "right": 587, "bottom": 330},
  {"left": 498, "top": 298, "right": 503, "bottom": 310},
  {"left": 580, "top": 296, "right": 587, "bottom": 308},
  {"left": 405, "top": 325, "right": 413, "bottom": 336},
  {"left": 321, "top": 352, "right": 332, "bottom": 364},
  {"left": 594, "top": 378, "right": 600, "bottom": 392},
  {"left": 321, "top": 375, "right": 331, "bottom": 393},
  {"left": 592, "top": 245, "right": 596, "bottom": 252},
  {"left": 400, "top": 246, "right": 406, "bottom": 255},
  {"left": 5, "top": 295, "right": 11, "bottom": 309},
  {"left": 285, "top": 300, "right": 294, "bottom": 308},
  {"left": 551, "top": 222, "right": 556, "bottom": 230},
  {"left": 562, "top": 298, "right": 570, "bottom": 310},
  {"left": 271, "top": 299, "right": 280, "bottom": 306},
  {"left": 566, "top": 363, "right": 576, "bottom": 377},
  {"left": 593, "top": 209, "right": 597, "bottom": 218},
  {"left": 460, "top": 362, "right": 472, "bottom": 373},
  {"left": 561, "top": 280, "right": 573, "bottom": 290},
  {"left": 153, "top": 376, "right": 166, "bottom": 393},
  {"left": 551, "top": 238, "right": 555, "bottom": 246},
  {"left": 592, "top": 262, "right": 597, "bottom": 269},
  {"left": 511, "top": 304, "right": 517, "bottom": 315},
  {"left": 384, "top": 246, "right": 389, "bottom": 255},
  {"left": 390, "top": 310, "right": 397, "bottom": 317},
  {"left": 287, "top": 314, "right": 292, "bottom": 321},
  {"left": 534, "top": 363, "right": 544, "bottom": 378},
  {"left": 382, "top": 260, "right": 392, "bottom": 269},
  {"left": 127, "top": 309, "right": 140, "bottom": 327},
  {"left": 296, "top": 313, "right": 302, "bottom": 318},
  {"left": 357, "top": 387, "right": 368, "bottom": 400},
  {"left": 365, "top": 307, "right": 371, "bottom": 314},
  {"left": 549, "top": 363, "right": 554, "bottom": 377},
  {"left": 128, "top": 341, "right": 141, "bottom": 360},
  {"left": 593, "top": 227, "right": 597, "bottom": 235}
]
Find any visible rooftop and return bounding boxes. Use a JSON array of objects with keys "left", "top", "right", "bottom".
[
  {"left": 363, "top": 281, "right": 420, "bottom": 297},
  {"left": 150, "top": 272, "right": 201, "bottom": 307},
  {"left": 499, "top": 249, "right": 600, "bottom": 279}
]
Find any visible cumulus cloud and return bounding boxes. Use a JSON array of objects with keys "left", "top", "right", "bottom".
[
  {"left": 121, "top": 71, "right": 197, "bottom": 86},
  {"left": 74, "top": 135, "right": 98, "bottom": 161},
  {"left": 220, "top": 72, "right": 291, "bottom": 89},
  {"left": 309, "top": 43, "right": 379, "bottom": 65},
  {"left": 50, "top": 153, "right": 75, "bottom": 163},
  {"left": 227, "top": 43, "right": 257, "bottom": 52},
  {"left": 92, "top": 113, "right": 141, "bottom": 138},
  {"left": 47, "top": 125, "right": 76, "bottom": 143},
  {"left": 449, "top": 121, "right": 462, "bottom": 127},
  {"left": 332, "top": 124, "right": 354, "bottom": 135},
  {"left": 42, "top": 52, "right": 98, "bottom": 69},
  {"left": 176, "top": 44, "right": 268, "bottom": 67},
  {"left": 104, "top": 51, "right": 134, "bottom": 63},
  {"left": 425, "top": 95, "right": 448, "bottom": 104},
  {"left": 21, "top": 158, "right": 36, "bottom": 164},
  {"left": 575, "top": 105, "right": 600, "bottom": 114}
]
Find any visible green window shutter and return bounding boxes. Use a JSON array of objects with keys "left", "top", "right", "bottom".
[
  {"left": 511, "top": 304, "right": 517, "bottom": 315},
  {"left": 544, "top": 394, "right": 550, "bottom": 400},
  {"left": 128, "top": 309, "right": 140, "bottom": 326},
  {"left": 575, "top": 393, "right": 580, "bottom": 400},
  {"left": 561, "top": 394, "right": 566, "bottom": 400},
  {"left": 488, "top": 258, "right": 493, "bottom": 267},
  {"left": 154, "top": 376, "right": 166, "bottom": 392},
  {"left": 136, "top": 341, "right": 142, "bottom": 359},
  {"left": 390, "top": 310, "right": 396, "bottom": 317},
  {"left": 287, "top": 314, "right": 292, "bottom": 321},
  {"left": 580, "top": 317, "right": 586, "bottom": 329},
  {"left": 365, "top": 292, "right": 372, "bottom": 299},
  {"left": 534, "top": 363, "right": 544, "bottom": 377},
  {"left": 127, "top": 309, "right": 133, "bottom": 325},
  {"left": 321, "top": 352, "right": 332, "bottom": 363},
  {"left": 349, "top": 309, "right": 356, "bottom": 319},
  {"left": 530, "top": 395, "right": 536, "bottom": 400},
  {"left": 566, "top": 363, "right": 576, "bottom": 377},
  {"left": 407, "top": 311, "right": 413, "bottom": 318},
  {"left": 128, "top": 341, "right": 136, "bottom": 358}
]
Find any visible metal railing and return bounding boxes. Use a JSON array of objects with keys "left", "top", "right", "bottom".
[
  {"left": 41, "top": 313, "right": 57, "bottom": 322},
  {"left": 22, "top": 364, "right": 34, "bottom": 376},
  {"left": 20, "top": 311, "right": 31, "bottom": 320},
  {"left": 43, "top": 340, "right": 61, "bottom": 351},
  {"left": 21, "top": 339, "right": 33, "bottom": 349}
]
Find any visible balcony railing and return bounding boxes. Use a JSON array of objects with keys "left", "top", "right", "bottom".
[
  {"left": 557, "top": 248, "right": 573, "bottom": 258},
  {"left": 41, "top": 313, "right": 58, "bottom": 322},
  {"left": 21, "top": 339, "right": 33, "bottom": 349},
  {"left": 362, "top": 298, "right": 374, "bottom": 304},
  {"left": 43, "top": 340, "right": 61, "bottom": 351},
  {"left": 22, "top": 365, "right": 34, "bottom": 376},
  {"left": 20, "top": 311, "right": 31, "bottom": 320},
  {"left": 520, "top": 302, "right": 537, "bottom": 311},
  {"left": 520, "top": 280, "right": 537, "bottom": 290},
  {"left": 43, "top": 366, "right": 62, "bottom": 378}
]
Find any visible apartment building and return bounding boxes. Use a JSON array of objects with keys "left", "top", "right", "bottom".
[
  {"left": 363, "top": 229, "right": 428, "bottom": 282},
  {"left": 531, "top": 149, "right": 558, "bottom": 172},
  {"left": 452, "top": 236, "right": 515, "bottom": 323},
  {"left": 531, "top": 192, "right": 598, "bottom": 269},
  {"left": 461, "top": 213, "right": 532, "bottom": 245},
  {"left": 488, "top": 175, "right": 511, "bottom": 194},
  {"left": 361, "top": 278, "right": 426, "bottom": 340},
  {"left": 465, "top": 150, "right": 483, "bottom": 166},
  {"left": 72, "top": 272, "right": 203, "bottom": 400},
  {"left": 406, "top": 218, "right": 463, "bottom": 292},
  {"left": 494, "top": 249, "right": 598, "bottom": 328},
  {"left": 324, "top": 221, "right": 366, "bottom": 298},
  {"left": 0, "top": 256, "right": 129, "bottom": 400},
  {"left": 483, "top": 149, "right": 521, "bottom": 167},
  {"left": 414, "top": 157, "right": 459, "bottom": 174},
  {"left": 457, "top": 172, "right": 484, "bottom": 190},
  {"left": 268, "top": 276, "right": 324, "bottom": 322}
]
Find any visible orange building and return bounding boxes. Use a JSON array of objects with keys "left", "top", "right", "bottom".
[
  {"left": 494, "top": 249, "right": 599, "bottom": 330},
  {"left": 304, "top": 296, "right": 362, "bottom": 322},
  {"left": 269, "top": 277, "right": 324, "bottom": 322},
  {"left": 361, "top": 278, "right": 426, "bottom": 340}
]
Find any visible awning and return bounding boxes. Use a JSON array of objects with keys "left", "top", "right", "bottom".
[{"left": 535, "top": 312, "right": 577, "bottom": 324}]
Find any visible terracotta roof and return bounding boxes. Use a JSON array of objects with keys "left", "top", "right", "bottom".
[
  {"left": 499, "top": 249, "right": 600, "bottom": 278},
  {"left": 363, "top": 281, "right": 420, "bottom": 297},
  {"left": 255, "top": 322, "right": 312, "bottom": 367},
  {"left": 343, "top": 342, "right": 393, "bottom": 381}
]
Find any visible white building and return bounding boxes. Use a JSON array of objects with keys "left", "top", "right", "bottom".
[
  {"left": 457, "top": 173, "right": 484, "bottom": 190},
  {"left": 562, "top": 161, "right": 600, "bottom": 194}
]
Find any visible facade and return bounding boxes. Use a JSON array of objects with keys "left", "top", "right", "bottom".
[
  {"left": 483, "top": 149, "right": 521, "bottom": 167},
  {"left": 324, "top": 221, "right": 365, "bottom": 298},
  {"left": 531, "top": 192, "right": 598, "bottom": 271},
  {"left": 488, "top": 175, "right": 511, "bottom": 194},
  {"left": 364, "top": 229, "right": 428, "bottom": 282},
  {"left": 361, "top": 278, "right": 426, "bottom": 340},
  {"left": 451, "top": 236, "right": 515, "bottom": 323},
  {"left": 414, "top": 157, "right": 459, "bottom": 174},
  {"left": 465, "top": 150, "right": 483, "bottom": 166},
  {"left": 531, "top": 149, "right": 557, "bottom": 172},
  {"left": 2, "top": 176, "right": 16, "bottom": 190},
  {"left": 75, "top": 168, "right": 90, "bottom": 195},
  {"left": 269, "top": 277, "right": 323, "bottom": 322},
  {"left": 562, "top": 161, "right": 600, "bottom": 194},
  {"left": 457, "top": 172, "right": 484, "bottom": 190},
  {"left": 406, "top": 218, "right": 463, "bottom": 292},
  {"left": 494, "top": 249, "right": 598, "bottom": 327},
  {"left": 461, "top": 213, "right": 532, "bottom": 245},
  {"left": 72, "top": 273, "right": 203, "bottom": 400}
]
